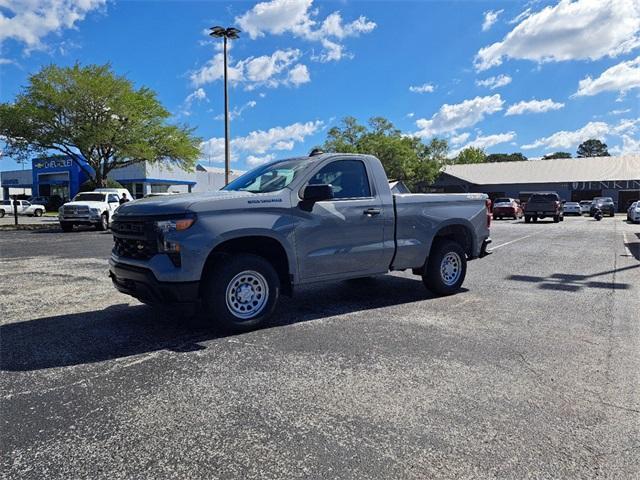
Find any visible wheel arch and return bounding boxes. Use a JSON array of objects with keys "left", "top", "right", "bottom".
[{"left": 201, "top": 234, "right": 293, "bottom": 296}]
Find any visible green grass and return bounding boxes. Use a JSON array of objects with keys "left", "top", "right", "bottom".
[{"left": 44, "top": 212, "right": 58, "bottom": 217}]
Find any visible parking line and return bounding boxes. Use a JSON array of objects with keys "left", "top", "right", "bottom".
[
  {"left": 622, "top": 232, "right": 634, "bottom": 257},
  {"left": 489, "top": 233, "right": 538, "bottom": 251}
]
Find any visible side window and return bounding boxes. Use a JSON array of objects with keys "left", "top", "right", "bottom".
[
  {"left": 22, "top": 201, "right": 30, "bottom": 206},
  {"left": 308, "top": 160, "right": 371, "bottom": 199},
  {"left": 108, "top": 194, "right": 119, "bottom": 203}
]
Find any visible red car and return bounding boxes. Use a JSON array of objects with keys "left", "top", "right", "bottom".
[{"left": 492, "top": 197, "right": 523, "bottom": 220}]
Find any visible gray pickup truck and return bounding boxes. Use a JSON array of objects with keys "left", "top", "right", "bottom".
[{"left": 109, "top": 153, "right": 492, "bottom": 330}]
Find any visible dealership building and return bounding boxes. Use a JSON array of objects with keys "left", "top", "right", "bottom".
[
  {"left": 433, "top": 155, "right": 640, "bottom": 212},
  {"left": 0, "top": 156, "right": 244, "bottom": 201}
]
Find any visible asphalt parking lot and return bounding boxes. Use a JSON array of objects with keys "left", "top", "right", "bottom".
[{"left": 1, "top": 216, "right": 639, "bottom": 479}]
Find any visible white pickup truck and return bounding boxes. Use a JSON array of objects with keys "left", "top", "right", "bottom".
[
  {"left": 58, "top": 189, "right": 132, "bottom": 232},
  {"left": 0, "top": 199, "right": 46, "bottom": 217}
]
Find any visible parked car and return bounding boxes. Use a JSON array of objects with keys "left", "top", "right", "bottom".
[
  {"left": 627, "top": 201, "right": 640, "bottom": 223},
  {"left": 28, "top": 195, "right": 64, "bottom": 212},
  {"left": 492, "top": 197, "right": 523, "bottom": 220},
  {"left": 109, "top": 153, "right": 493, "bottom": 331},
  {"left": 0, "top": 199, "right": 46, "bottom": 217},
  {"left": 579, "top": 200, "right": 592, "bottom": 215},
  {"left": 524, "top": 192, "right": 564, "bottom": 223},
  {"left": 563, "top": 201, "right": 582, "bottom": 216},
  {"left": 58, "top": 189, "right": 132, "bottom": 231},
  {"left": 589, "top": 197, "right": 615, "bottom": 217}
]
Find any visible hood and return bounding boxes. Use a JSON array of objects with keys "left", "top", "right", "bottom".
[
  {"left": 63, "top": 201, "right": 107, "bottom": 208},
  {"left": 114, "top": 190, "right": 258, "bottom": 217}
]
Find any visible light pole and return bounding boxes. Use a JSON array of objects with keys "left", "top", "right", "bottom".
[{"left": 209, "top": 26, "right": 240, "bottom": 185}]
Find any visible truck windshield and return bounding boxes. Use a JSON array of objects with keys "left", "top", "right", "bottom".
[
  {"left": 223, "top": 159, "right": 308, "bottom": 193},
  {"left": 73, "top": 193, "right": 106, "bottom": 202}
]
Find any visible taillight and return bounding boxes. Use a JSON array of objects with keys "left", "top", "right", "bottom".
[{"left": 486, "top": 198, "right": 492, "bottom": 228}]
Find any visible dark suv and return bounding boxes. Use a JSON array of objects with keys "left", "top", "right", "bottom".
[
  {"left": 524, "top": 192, "right": 564, "bottom": 223},
  {"left": 589, "top": 197, "right": 615, "bottom": 217}
]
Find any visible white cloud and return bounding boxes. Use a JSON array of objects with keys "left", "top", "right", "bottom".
[
  {"left": 288, "top": 64, "right": 310, "bottom": 85},
  {"left": 475, "top": 0, "right": 640, "bottom": 71},
  {"left": 521, "top": 119, "right": 638, "bottom": 150},
  {"left": 610, "top": 135, "right": 640, "bottom": 155},
  {"left": 482, "top": 9, "right": 503, "bottom": 32},
  {"left": 475, "top": 74, "right": 512, "bottom": 90},
  {"left": 609, "top": 108, "right": 631, "bottom": 115},
  {"left": 409, "top": 83, "right": 435, "bottom": 94},
  {"left": 509, "top": 8, "right": 532, "bottom": 24},
  {"left": 0, "top": 0, "right": 106, "bottom": 51},
  {"left": 247, "top": 154, "right": 277, "bottom": 166},
  {"left": 574, "top": 56, "right": 640, "bottom": 97},
  {"left": 235, "top": 0, "right": 375, "bottom": 62},
  {"left": 200, "top": 120, "right": 323, "bottom": 164},
  {"left": 191, "top": 48, "right": 309, "bottom": 90},
  {"left": 505, "top": 98, "right": 565, "bottom": 116},
  {"left": 185, "top": 88, "right": 207, "bottom": 103},
  {"left": 0, "top": 58, "right": 15, "bottom": 65},
  {"left": 414, "top": 94, "right": 504, "bottom": 138},
  {"left": 450, "top": 132, "right": 471, "bottom": 146},
  {"left": 214, "top": 100, "right": 258, "bottom": 121},
  {"left": 406, "top": 112, "right": 415, "bottom": 118},
  {"left": 451, "top": 131, "right": 516, "bottom": 156}
]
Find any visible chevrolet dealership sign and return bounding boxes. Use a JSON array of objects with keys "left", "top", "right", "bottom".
[
  {"left": 571, "top": 180, "right": 640, "bottom": 190},
  {"left": 34, "top": 158, "right": 73, "bottom": 169}
]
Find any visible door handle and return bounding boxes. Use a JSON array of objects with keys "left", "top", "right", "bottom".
[{"left": 363, "top": 208, "right": 381, "bottom": 216}]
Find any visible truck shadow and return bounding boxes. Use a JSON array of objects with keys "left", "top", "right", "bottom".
[
  {"left": 1, "top": 275, "right": 456, "bottom": 372},
  {"left": 506, "top": 263, "right": 638, "bottom": 292}
]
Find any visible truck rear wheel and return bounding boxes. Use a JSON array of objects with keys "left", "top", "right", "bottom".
[
  {"left": 423, "top": 239, "right": 467, "bottom": 296},
  {"left": 202, "top": 254, "right": 280, "bottom": 332}
]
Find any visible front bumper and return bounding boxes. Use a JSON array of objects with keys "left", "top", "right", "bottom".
[
  {"left": 59, "top": 215, "right": 101, "bottom": 224},
  {"left": 109, "top": 260, "right": 199, "bottom": 304}
]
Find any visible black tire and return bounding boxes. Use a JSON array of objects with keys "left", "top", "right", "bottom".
[
  {"left": 60, "top": 222, "right": 74, "bottom": 232},
  {"left": 0, "top": 211, "right": 4, "bottom": 218},
  {"left": 422, "top": 239, "right": 467, "bottom": 296},
  {"left": 525, "top": 216, "right": 531, "bottom": 223},
  {"left": 96, "top": 213, "right": 108, "bottom": 231},
  {"left": 201, "top": 253, "right": 280, "bottom": 332},
  {"left": 34, "top": 209, "right": 43, "bottom": 217}
]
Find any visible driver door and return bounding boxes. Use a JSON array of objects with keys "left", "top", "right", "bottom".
[
  {"left": 295, "top": 159, "right": 386, "bottom": 281},
  {"left": 107, "top": 194, "right": 120, "bottom": 215}
]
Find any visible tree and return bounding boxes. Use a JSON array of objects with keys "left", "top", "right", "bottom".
[
  {"left": 320, "top": 117, "right": 446, "bottom": 192},
  {"left": 455, "top": 147, "right": 486, "bottom": 164},
  {"left": 486, "top": 152, "right": 527, "bottom": 162},
  {"left": 577, "top": 139, "right": 609, "bottom": 157},
  {"left": 542, "top": 152, "right": 572, "bottom": 160},
  {"left": 0, "top": 63, "right": 201, "bottom": 187}
]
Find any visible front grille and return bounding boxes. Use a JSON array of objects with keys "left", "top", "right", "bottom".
[
  {"left": 113, "top": 236, "right": 154, "bottom": 260},
  {"left": 111, "top": 218, "right": 156, "bottom": 260},
  {"left": 63, "top": 205, "right": 89, "bottom": 215}
]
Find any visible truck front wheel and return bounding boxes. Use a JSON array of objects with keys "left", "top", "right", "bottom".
[
  {"left": 96, "top": 213, "right": 108, "bottom": 231},
  {"left": 202, "top": 254, "right": 280, "bottom": 332},
  {"left": 423, "top": 240, "right": 467, "bottom": 296}
]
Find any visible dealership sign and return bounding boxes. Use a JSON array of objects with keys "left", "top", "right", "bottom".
[
  {"left": 571, "top": 180, "right": 640, "bottom": 190},
  {"left": 33, "top": 158, "right": 73, "bottom": 169}
]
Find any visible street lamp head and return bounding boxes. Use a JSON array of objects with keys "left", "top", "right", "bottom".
[
  {"left": 208, "top": 26, "right": 241, "bottom": 40},
  {"left": 209, "top": 26, "right": 226, "bottom": 37},
  {"left": 225, "top": 27, "right": 241, "bottom": 39}
]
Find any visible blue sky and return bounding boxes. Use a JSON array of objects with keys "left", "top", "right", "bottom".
[{"left": 1, "top": 0, "right": 639, "bottom": 172}]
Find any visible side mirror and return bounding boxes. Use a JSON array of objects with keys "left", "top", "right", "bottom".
[{"left": 302, "top": 184, "right": 333, "bottom": 202}]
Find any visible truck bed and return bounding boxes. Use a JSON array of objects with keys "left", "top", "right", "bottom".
[{"left": 391, "top": 193, "right": 489, "bottom": 270}]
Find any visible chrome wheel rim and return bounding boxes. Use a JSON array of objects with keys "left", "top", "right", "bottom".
[
  {"left": 225, "top": 270, "right": 269, "bottom": 320},
  {"left": 440, "top": 252, "right": 462, "bottom": 286}
]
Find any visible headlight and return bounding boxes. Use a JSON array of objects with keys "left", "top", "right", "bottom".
[
  {"left": 154, "top": 218, "right": 196, "bottom": 233},
  {"left": 58, "top": 206, "right": 64, "bottom": 213},
  {"left": 154, "top": 216, "right": 196, "bottom": 260}
]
